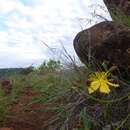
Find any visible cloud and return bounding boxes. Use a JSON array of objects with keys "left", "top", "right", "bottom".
[{"left": 0, "top": 0, "right": 110, "bottom": 68}]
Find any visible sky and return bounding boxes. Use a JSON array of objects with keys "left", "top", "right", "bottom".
[{"left": 0, "top": 0, "right": 111, "bottom": 68}]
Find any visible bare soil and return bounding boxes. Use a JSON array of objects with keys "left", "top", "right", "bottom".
[{"left": 1, "top": 88, "right": 55, "bottom": 130}]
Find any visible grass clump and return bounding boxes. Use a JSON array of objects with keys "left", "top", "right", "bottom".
[
  {"left": 0, "top": 88, "right": 10, "bottom": 122},
  {"left": 32, "top": 61, "right": 130, "bottom": 130},
  {"left": 111, "top": 7, "right": 130, "bottom": 27},
  {"left": 0, "top": 59, "right": 129, "bottom": 130}
]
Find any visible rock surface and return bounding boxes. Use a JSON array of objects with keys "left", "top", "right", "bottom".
[
  {"left": 73, "top": 0, "right": 130, "bottom": 73},
  {"left": 0, "top": 128, "right": 13, "bottom": 130},
  {"left": 73, "top": 21, "right": 130, "bottom": 69},
  {"left": 103, "top": 0, "right": 130, "bottom": 17}
]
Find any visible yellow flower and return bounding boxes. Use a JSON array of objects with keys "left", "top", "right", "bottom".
[{"left": 88, "top": 71, "right": 119, "bottom": 94}]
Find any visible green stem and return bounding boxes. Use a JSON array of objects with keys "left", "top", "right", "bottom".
[
  {"left": 86, "top": 93, "right": 130, "bottom": 104},
  {"left": 115, "top": 112, "right": 130, "bottom": 130}
]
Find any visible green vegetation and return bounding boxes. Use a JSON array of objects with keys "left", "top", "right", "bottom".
[
  {"left": 111, "top": 7, "right": 130, "bottom": 27},
  {"left": 34, "top": 59, "right": 61, "bottom": 72},
  {"left": 0, "top": 88, "right": 10, "bottom": 121},
  {"left": 0, "top": 68, "right": 24, "bottom": 77},
  {"left": 0, "top": 59, "right": 129, "bottom": 130}
]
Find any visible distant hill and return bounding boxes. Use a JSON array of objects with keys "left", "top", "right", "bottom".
[{"left": 0, "top": 68, "right": 24, "bottom": 77}]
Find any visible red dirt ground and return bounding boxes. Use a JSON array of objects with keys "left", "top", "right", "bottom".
[{"left": 1, "top": 88, "right": 55, "bottom": 130}]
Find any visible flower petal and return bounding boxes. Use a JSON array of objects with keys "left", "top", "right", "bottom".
[
  {"left": 107, "top": 81, "right": 119, "bottom": 88},
  {"left": 88, "top": 87, "right": 95, "bottom": 94},
  {"left": 99, "top": 82, "right": 110, "bottom": 94},
  {"left": 90, "top": 81, "right": 100, "bottom": 90},
  {"left": 88, "top": 81, "right": 100, "bottom": 94}
]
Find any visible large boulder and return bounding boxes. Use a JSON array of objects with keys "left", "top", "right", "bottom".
[
  {"left": 103, "top": 0, "right": 130, "bottom": 17},
  {"left": 73, "top": 21, "right": 130, "bottom": 70}
]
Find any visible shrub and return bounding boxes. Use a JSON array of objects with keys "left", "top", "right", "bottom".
[
  {"left": 20, "top": 66, "right": 34, "bottom": 75},
  {"left": 36, "top": 59, "right": 61, "bottom": 72}
]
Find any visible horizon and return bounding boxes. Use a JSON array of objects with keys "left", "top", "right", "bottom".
[{"left": 0, "top": 0, "right": 111, "bottom": 68}]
